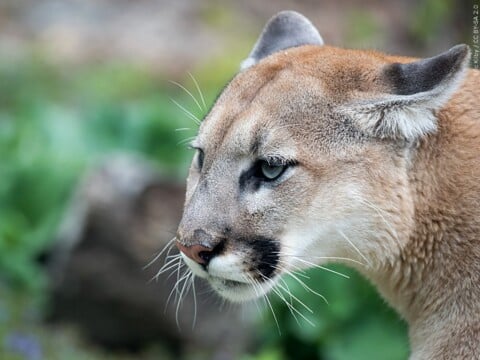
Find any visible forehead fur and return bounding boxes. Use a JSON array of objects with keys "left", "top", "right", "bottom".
[{"left": 197, "top": 45, "right": 412, "bottom": 159}]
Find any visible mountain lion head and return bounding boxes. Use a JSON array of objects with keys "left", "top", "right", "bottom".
[{"left": 175, "top": 11, "right": 470, "bottom": 302}]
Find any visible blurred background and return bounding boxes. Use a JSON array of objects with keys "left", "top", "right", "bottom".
[{"left": 0, "top": 0, "right": 474, "bottom": 359}]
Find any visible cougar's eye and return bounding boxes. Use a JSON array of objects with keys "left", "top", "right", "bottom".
[
  {"left": 259, "top": 160, "right": 286, "bottom": 181},
  {"left": 240, "top": 158, "right": 296, "bottom": 190},
  {"left": 195, "top": 149, "right": 204, "bottom": 170}
]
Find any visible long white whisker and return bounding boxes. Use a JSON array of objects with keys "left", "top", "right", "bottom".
[
  {"left": 166, "top": 261, "right": 185, "bottom": 281},
  {"left": 337, "top": 230, "right": 373, "bottom": 268},
  {"left": 248, "top": 274, "right": 281, "bottom": 334},
  {"left": 271, "top": 283, "right": 302, "bottom": 326},
  {"left": 150, "top": 255, "right": 182, "bottom": 283},
  {"left": 286, "top": 270, "right": 329, "bottom": 305},
  {"left": 177, "top": 136, "right": 198, "bottom": 146},
  {"left": 277, "top": 260, "right": 311, "bottom": 279},
  {"left": 174, "top": 258, "right": 184, "bottom": 300},
  {"left": 158, "top": 253, "right": 181, "bottom": 268},
  {"left": 294, "top": 258, "right": 350, "bottom": 279},
  {"left": 276, "top": 278, "right": 302, "bottom": 327},
  {"left": 175, "top": 271, "right": 192, "bottom": 329},
  {"left": 243, "top": 274, "right": 264, "bottom": 319},
  {"left": 358, "top": 198, "right": 400, "bottom": 242},
  {"left": 143, "top": 237, "right": 176, "bottom": 270},
  {"left": 152, "top": 262, "right": 179, "bottom": 281},
  {"left": 260, "top": 273, "right": 315, "bottom": 327},
  {"left": 188, "top": 71, "right": 207, "bottom": 111},
  {"left": 274, "top": 271, "right": 313, "bottom": 314},
  {"left": 191, "top": 275, "right": 197, "bottom": 329},
  {"left": 280, "top": 252, "right": 366, "bottom": 267},
  {"left": 165, "top": 263, "right": 186, "bottom": 311},
  {"left": 169, "top": 80, "right": 204, "bottom": 112},
  {"left": 170, "top": 98, "right": 201, "bottom": 125}
]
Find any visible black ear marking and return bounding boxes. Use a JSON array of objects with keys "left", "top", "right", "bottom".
[{"left": 383, "top": 44, "right": 470, "bottom": 95}]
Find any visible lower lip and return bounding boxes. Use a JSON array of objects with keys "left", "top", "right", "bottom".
[{"left": 211, "top": 277, "right": 248, "bottom": 288}]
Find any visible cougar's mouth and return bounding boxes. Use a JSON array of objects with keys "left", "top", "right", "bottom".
[
  {"left": 178, "top": 235, "right": 281, "bottom": 302},
  {"left": 208, "top": 274, "right": 278, "bottom": 302}
]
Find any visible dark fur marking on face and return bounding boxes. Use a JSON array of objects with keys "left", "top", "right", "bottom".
[
  {"left": 239, "top": 165, "right": 262, "bottom": 192},
  {"left": 243, "top": 236, "right": 280, "bottom": 279}
]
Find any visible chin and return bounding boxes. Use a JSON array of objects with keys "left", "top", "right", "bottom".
[
  {"left": 181, "top": 252, "right": 281, "bottom": 302},
  {"left": 209, "top": 275, "right": 278, "bottom": 302}
]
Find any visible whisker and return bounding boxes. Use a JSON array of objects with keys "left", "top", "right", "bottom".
[
  {"left": 280, "top": 252, "right": 366, "bottom": 267},
  {"left": 149, "top": 256, "right": 182, "bottom": 283},
  {"left": 170, "top": 98, "right": 201, "bottom": 125},
  {"left": 337, "top": 230, "right": 373, "bottom": 268},
  {"left": 259, "top": 272, "right": 315, "bottom": 327},
  {"left": 177, "top": 136, "right": 198, "bottom": 146},
  {"left": 188, "top": 71, "right": 207, "bottom": 111},
  {"left": 165, "top": 264, "right": 187, "bottom": 312},
  {"left": 358, "top": 198, "right": 400, "bottom": 242},
  {"left": 175, "top": 271, "right": 192, "bottom": 329},
  {"left": 191, "top": 275, "right": 197, "bottom": 329},
  {"left": 246, "top": 274, "right": 281, "bottom": 335},
  {"left": 143, "top": 237, "right": 176, "bottom": 270},
  {"left": 294, "top": 258, "right": 350, "bottom": 279},
  {"left": 277, "top": 260, "right": 311, "bottom": 279},
  {"left": 276, "top": 278, "right": 302, "bottom": 327},
  {"left": 274, "top": 270, "right": 314, "bottom": 314},
  {"left": 151, "top": 263, "right": 178, "bottom": 282},
  {"left": 169, "top": 80, "right": 204, "bottom": 113},
  {"left": 271, "top": 283, "right": 302, "bottom": 326},
  {"left": 153, "top": 254, "right": 182, "bottom": 278},
  {"left": 285, "top": 270, "right": 329, "bottom": 305},
  {"left": 166, "top": 261, "right": 185, "bottom": 281}
]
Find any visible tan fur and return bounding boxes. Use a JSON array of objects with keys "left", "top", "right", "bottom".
[{"left": 178, "top": 44, "right": 480, "bottom": 359}]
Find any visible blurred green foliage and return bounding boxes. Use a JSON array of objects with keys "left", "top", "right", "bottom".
[
  {"left": 409, "top": 0, "right": 454, "bottom": 45},
  {"left": 0, "top": 55, "right": 211, "bottom": 291}
]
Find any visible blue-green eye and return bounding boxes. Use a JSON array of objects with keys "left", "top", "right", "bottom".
[
  {"left": 258, "top": 160, "right": 287, "bottom": 181},
  {"left": 261, "top": 162, "right": 285, "bottom": 180},
  {"left": 195, "top": 149, "right": 204, "bottom": 169}
]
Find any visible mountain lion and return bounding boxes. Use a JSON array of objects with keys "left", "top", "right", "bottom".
[{"left": 175, "top": 11, "right": 480, "bottom": 359}]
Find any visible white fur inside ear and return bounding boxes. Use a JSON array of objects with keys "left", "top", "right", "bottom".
[
  {"left": 346, "top": 62, "right": 468, "bottom": 140},
  {"left": 346, "top": 97, "right": 439, "bottom": 140}
]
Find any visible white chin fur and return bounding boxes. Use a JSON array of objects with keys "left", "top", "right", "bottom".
[
  {"left": 180, "top": 252, "right": 279, "bottom": 302},
  {"left": 210, "top": 275, "right": 277, "bottom": 302}
]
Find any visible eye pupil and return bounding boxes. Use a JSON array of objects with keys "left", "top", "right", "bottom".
[{"left": 260, "top": 161, "right": 285, "bottom": 180}]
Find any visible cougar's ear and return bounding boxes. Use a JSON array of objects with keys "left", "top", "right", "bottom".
[
  {"left": 347, "top": 45, "right": 470, "bottom": 140},
  {"left": 241, "top": 11, "right": 323, "bottom": 70}
]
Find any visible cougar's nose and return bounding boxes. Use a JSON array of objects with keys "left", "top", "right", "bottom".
[
  {"left": 176, "top": 242, "right": 214, "bottom": 265},
  {"left": 176, "top": 229, "right": 224, "bottom": 266}
]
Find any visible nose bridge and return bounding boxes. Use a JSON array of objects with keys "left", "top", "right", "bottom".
[{"left": 178, "top": 168, "right": 235, "bottom": 246}]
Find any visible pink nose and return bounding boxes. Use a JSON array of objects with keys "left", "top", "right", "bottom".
[{"left": 176, "top": 241, "right": 213, "bottom": 265}]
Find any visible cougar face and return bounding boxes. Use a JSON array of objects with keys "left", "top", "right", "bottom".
[{"left": 176, "top": 11, "right": 470, "bottom": 303}]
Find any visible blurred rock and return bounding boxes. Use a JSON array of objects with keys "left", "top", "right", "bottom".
[{"left": 47, "top": 153, "right": 255, "bottom": 358}]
